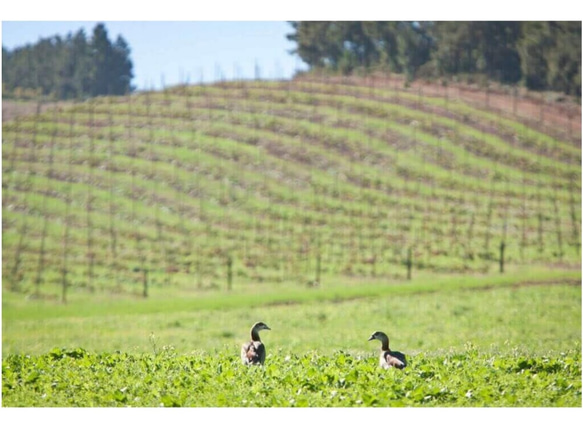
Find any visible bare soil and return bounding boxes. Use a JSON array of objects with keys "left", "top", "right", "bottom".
[
  {"left": 322, "top": 73, "right": 581, "bottom": 144},
  {"left": 2, "top": 100, "right": 71, "bottom": 122},
  {"left": 3, "top": 74, "right": 580, "bottom": 142}
]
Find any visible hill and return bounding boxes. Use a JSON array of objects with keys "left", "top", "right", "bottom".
[{"left": 2, "top": 74, "right": 581, "bottom": 301}]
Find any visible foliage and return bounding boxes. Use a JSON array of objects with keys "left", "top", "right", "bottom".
[
  {"left": 287, "top": 21, "right": 581, "bottom": 96},
  {"left": 287, "top": 21, "right": 433, "bottom": 79},
  {"left": 2, "top": 23, "right": 134, "bottom": 100},
  {"left": 430, "top": 22, "right": 522, "bottom": 84},
  {"left": 2, "top": 346, "right": 580, "bottom": 407},
  {"left": 517, "top": 21, "right": 582, "bottom": 96},
  {"left": 3, "top": 264, "right": 580, "bottom": 406}
]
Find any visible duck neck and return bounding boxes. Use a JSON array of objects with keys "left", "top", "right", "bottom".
[
  {"left": 251, "top": 329, "right": 261, "bottom": 342},
  {"left": 380, "top": 336, "right": 390, "bottom": 351}
]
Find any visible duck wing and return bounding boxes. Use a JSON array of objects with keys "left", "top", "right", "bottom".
[
  {"left": 382, "top": 350, "right": 406, "bottom": 369},
  {"left": 241, "top": 340, "right": 266, "bottom": 365}
]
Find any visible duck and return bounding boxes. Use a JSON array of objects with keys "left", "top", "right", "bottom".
[
  {"left": 368, "top": 331, "right": 407, "bottom": 369},
  {"left": 241, "top": 322, "right": 271, "bottom": 365}
]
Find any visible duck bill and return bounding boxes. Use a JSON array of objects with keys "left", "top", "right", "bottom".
[{"left": 367, "top": 335, "right": 374, "bottom": 341}]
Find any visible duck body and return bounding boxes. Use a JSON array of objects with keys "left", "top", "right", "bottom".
[
  {"left": 241, "top": 340, "right": 265, "bottom": 365},
  {"left": 241, "top": 322, "right": 270, "bottom": 365},
  {"left": 379, "top": 349, "right": 407, "bottom": 369},
  {"left": 368, "top": 331, "right": 407, "bottom": 369}
]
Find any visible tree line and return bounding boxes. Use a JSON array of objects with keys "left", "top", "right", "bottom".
[
  {"left": 2, "top": 23, "right": 134, "bottom": 100},
  {"left": 287, "top": 21, "right": 581, "bottom": 97}
]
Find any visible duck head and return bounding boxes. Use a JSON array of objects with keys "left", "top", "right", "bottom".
[
  {"left": 368, "top": 331, "right": 391, "bottom": 350},
  {"left": 368, "top": 331, "right": 387, "bottom": 342},
  {"left": 252, "top": 321, "right": 271, "bottom": 332}
]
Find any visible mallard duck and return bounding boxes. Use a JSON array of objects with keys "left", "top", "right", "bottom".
[
  {"left": 241, "top": 322, "right": 271, "bottom": 365},
  {"left": 368, "top": 331, "right": 407, "bottom": 369}
]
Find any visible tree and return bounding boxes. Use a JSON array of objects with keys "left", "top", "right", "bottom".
[
  {"left": 286, "top": 21, "right": 580, "bottom": 97},
  {"left": 110, "top": 35, "right": 134, "bottom": 94},
  {"left": 430, "top": 22, "right": 521, "bottom": 83},
  {"left": 90, "top": 23, "right": 114, "bottom": 96},
  {"left": 287, "top": 22, "right": 345, "bottom": 69},
  {"left": 337, "top": 22, "right": 378, "bottom": 72},
  {"left": 361, "top": 21, "right": 401, "bottom": 71},
  {"left": 517, "top": 22, "right": 553, "bottom": 90},
  {"left": 286, "top": 21, "right": 433, "bottom": 77},
  {"left": 518, "top": 21, "right": 581, "bottom": 95},
  {"left": 477, "top": 22, "right": 521, "bottom": 83},
  {"left": 545, "top": 22, "right": 581, "bottom": 96},
  {"left": 2, "top": 23, "right": 134, "bottom": 99},
  {"left": 395, "top": 22, "right": 434, "bottom": 79},
  {"left": 67, "top": 29, "right": 92, "bottom": 98}
]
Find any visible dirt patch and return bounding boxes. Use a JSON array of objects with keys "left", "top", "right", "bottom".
[
  {"left": 2, "top": 99, "right": 72, "bottom": 122},
  {"left": 305, "top": 74, "right": 581, "bottom": 145}
]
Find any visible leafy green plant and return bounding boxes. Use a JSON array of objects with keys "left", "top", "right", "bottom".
[{"left": 3, "top": 347, "right": 580, "bottom": 407}]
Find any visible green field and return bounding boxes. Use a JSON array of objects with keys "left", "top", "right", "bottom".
[
  {"left": 2, "top": 269, "right": 581, "bottom": 406},
  {"left": 2, "top": 75, "right": 581, "bottom": 407}
]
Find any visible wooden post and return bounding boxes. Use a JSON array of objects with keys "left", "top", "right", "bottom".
[
  {"left": 537, "top": 212, "right": 544, "bottom": 255},
  {"left": 406, "top": 247, "right": 413, "bottom": 280},
  {"left": 499, "top": 241, "right": 505, "bottom": 273},
  {"left": 569, "top": 177, "right": 580, "bottom": 255},
  {"left": 61, "top": 267, "right": 68, "bottom": 304},
  {"left": 226, "top": 255, "right": 233, "bottom": 291},
  {"left": 552, "top": 196, "right": 564, "bottom": 260},
  {"left": 315, "top": 251, "right": 321, "bottom": 286},
  {"left": 197, "top": 255, "right": 203, "bottom": 289},
  {"left": 142, "top": 269, "right": 149, "bottom": 298}
]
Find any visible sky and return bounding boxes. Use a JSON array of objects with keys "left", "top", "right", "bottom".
[
  {"left": 1, "top": 21, "right": 307, "bottom": 90},
  {"left": 1, "top": 1, "right": 581, "bottom": 91}
]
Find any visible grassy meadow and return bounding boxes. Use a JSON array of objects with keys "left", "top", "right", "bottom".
[
  {"left": 2, "top": 74, "right": 582, "bottom": 407},
  {"left": 2, "top": 268, "right": 582, "bottom": 406}
]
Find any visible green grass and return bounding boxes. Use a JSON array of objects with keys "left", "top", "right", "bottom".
[
  {"left": 2, "top": 274, "right": 581, "bottom": 406},
  {"left": 3, "top": 266, "right": 579, "bottom": 321}
]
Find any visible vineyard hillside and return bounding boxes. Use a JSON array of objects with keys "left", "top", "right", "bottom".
[{"left": 2, "top": 74, "right": 581, "bottom": 300}]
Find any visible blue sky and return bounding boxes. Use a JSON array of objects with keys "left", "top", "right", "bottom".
[
  {"left": 1, "top": 2, "right": 579, "bottom": 92},
  {"left": 2, "top": 21, "right": 307, "bottom": 89}
]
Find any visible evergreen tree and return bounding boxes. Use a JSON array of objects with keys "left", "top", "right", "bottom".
[
  {"left": 545, "top": 22, "right": 581, "bottom": 96},
  {"left": 429, "top": 22, "right": 521, "bottom": 83},
  {"left": 90, "top": 23, "right": 114, "bottom": 96},
  {"left": 110, "top": 35, "right": 134, "bottom": 94},
  {"left": 517, "top": 21, "right": 582, "bottom": 95},
  {"left": 395, "top": 21, "right": 434, "bottom": 79},
  {"left": 287, "top": 22, "right": 344, "bottom": 69},
  {"left": 477, "top": 22, "right": 521, "bottom": 83},
  {"left": 65, "top": 29, "right": 92, "bottom": 99},
  {"left": 2, "top": 22, "right": 134, "bottom": 99},
  {"left": 286, "top": 21, "right": 580, "bottom": 97},
  {"left": 286, "top": 21, "right": 433, "bottom": 76},
  {"left": 361, "top": 21, "right": 401, "bottom": 72}
]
